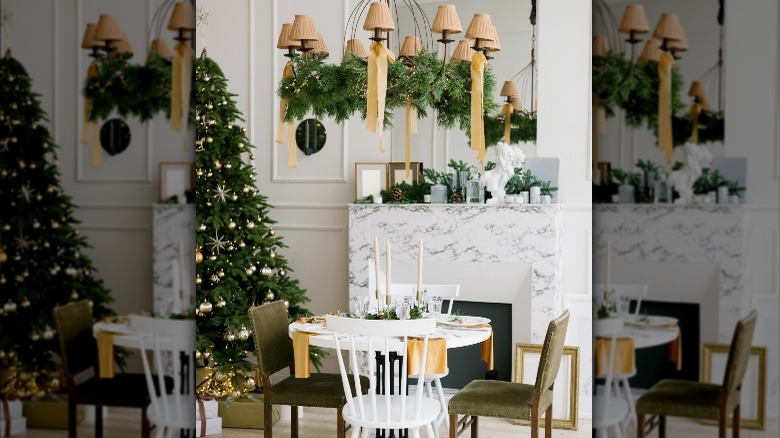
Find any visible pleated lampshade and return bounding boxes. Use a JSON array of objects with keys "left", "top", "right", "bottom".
[
  {"left": 484, "top": 26, "right": 501, "bottom": 52},
  {"left": 81, "top": 24, "right": 98, "bottom": 49},
  {"left": 115, "top": 33, "right": 133, "bottom": 55},
  {"left": 451, "top": 39, "right": 475, "bottom": 61},
  {"left": 363, "top": 2, "right": 395, "bottom": 32},
  {"left": 688, "top": 80, "right": 706, "bottom": 99},
  {"left": 277, "top": 23, "right": 301, "bottom": 49},
  {"left": 291, "top": 15, "right": 319, "bottom": 41},
  {"left": 312, "top": 33, "right": 329, "bottom": 56},
  {"left": 345, "top": 39, "right": 368, "bottom": 57},
  {"left": 500, "top": 81, "right": 519, "bottom": 97},
  {"left": 619, "top": 4, "right": 650, "bottom": 34},
  {"left": 511, "top": 96, "right": 523, "bottom": 112},
  {"left": 465, "top": 14, "right": 493, "bottom": 40},
  {"left": 149, "top": 38, "right": 171, "bottom": 58},
  {"left": 399, "top": 36, "right": 422, "bottom": 57},
  {"left": 653, "top": 13, "right": 684, "bottom": 42},
  {"left": 431, "top": 5, "right": 462, "bottom": 35},
  {"left": 668, "top": 26, "right": 688, "bottom": 52},
  {"left": 638, "top": 39, "right": 661, "bottom": 62},
  {"left": 592, "top": 35, "right": 609, "bottom": 57},
  {"left": 94, "top": 14, "right": 123, "bottom": 42},
  {"left": 167, "top": 2, "right": 196, "bottom": 31}
]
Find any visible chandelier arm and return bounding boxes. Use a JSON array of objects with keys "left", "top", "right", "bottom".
[{"left": 149, "top": 0, "right": 175, "bottom": 44}]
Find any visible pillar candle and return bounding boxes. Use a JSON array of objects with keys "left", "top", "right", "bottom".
[
  {"left": 374, "top": 237, "right": 381, "bottom": 298},
  {"left": 386, "top": 240, "right": 391, "bottom": 304},
  {"left": 604, "top": 240, "right": 611, "bottom": 300},
  {"left": 417, "top": 239, "right": 423, "bottom": 295}
]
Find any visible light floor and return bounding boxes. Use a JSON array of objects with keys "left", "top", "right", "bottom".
[{"left": 24, "top": 406, "right": 780, "bottom": 438}]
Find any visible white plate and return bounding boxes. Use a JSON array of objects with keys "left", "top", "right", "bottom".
[
  {"left": 298, "top": 323, "right": 329, "bottom": 333},
  {"left": 626, "top": 315, "right": 678, "bottom": 327},
  {"left": 438, "top": 316, "right": 491, "bottom": 328}
]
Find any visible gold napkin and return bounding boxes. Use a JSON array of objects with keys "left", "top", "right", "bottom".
[
  {"left": 477, "top": 323, "right": 494, "bottom": 371},
  {"left": 662, "top": 323, "right": 683, "bottom": 371},
  {"left": 292, "top": 330, "right": 319, "bottom": 379},
  {"left": 407, "top": 338, "right": 447, "bottom": 375},
  {"left": 96, "top": 331, "right": 120, "bottom": 378},
  {"left": 595, "top": 337, "right": 635, "bottom": 376}
]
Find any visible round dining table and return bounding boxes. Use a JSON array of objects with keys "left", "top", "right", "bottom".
[{"left": 624, "top": 324, "right": 679, "bottom": 349}]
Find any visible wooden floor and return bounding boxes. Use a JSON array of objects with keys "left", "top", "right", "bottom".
[{"left": 25, "top": 407, "right": 779, "bottom": 437}]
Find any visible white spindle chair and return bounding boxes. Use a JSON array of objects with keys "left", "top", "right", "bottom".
[
  {"left": 325, "top": 315, "right": 440, "bottom": 438},
  {"left": 130, "top": 315, "right": 195, "bottom": 438},
  {"left": 593, "top": 320, "right": 630, "bottom": 438}
]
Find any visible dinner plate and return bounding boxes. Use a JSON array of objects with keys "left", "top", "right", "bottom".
[
  {"left": 625, "top": 315, "right": 678, "bottom": 327},
  {"left": 437, "top": 315, "right": 491, "bottom": 328}
]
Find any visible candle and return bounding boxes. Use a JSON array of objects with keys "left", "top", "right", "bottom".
[
  {"left": 604, "top": 240, "right": 611, "bottom": 301},
  {"left": 386, "top": 240, "right": 391, "bottom": 305},
  {"left": 417, "top": 239, "right": 423, "bottom": 299},
  {"left": 178, "top": 238, "right": 185, "bottom": 300},
  {"left": 374, "top": 237, "right": 381, "bottom": 299}
]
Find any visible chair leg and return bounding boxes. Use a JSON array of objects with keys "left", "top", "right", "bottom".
[
  {"left": 636, "top": 413, "right": 645, "bottom": 438},
  {"left": 733, "top": 404, "right": 740, "bottom": 438},
  {"left": 719, "top": 402, "right": 727, "bottom": 438},
  {"left": 263, "top": 401, "right": 272, "bottom": 438},
  {"left": 435, "top": 378, "right": 449, "bottom": 432},
  {"left": 95, "top": 405, "right": 103, "bottom": 438},
  {"left": 68, "top": 399, "right": 77, "bottom": 438},
  {"left": 141, "top": 406, "right": 150, "bottom": 438},
  {"left": 449, "top": 414, "right": 458, "bottom": 438},
  {"left": 425, "top": 422, "right": 436, "bottom": 438},
  {"left": 545, "top": 403, "right": 552, "bottom": 438},
  {"left": 337, "top": 407, "right": 345, "bottom": 438},
  {"left": 291, "top": 406, "right": 299, "bottom": 438},
  {"left": 620, "top": 378, "right": 637, "bottom": 431},
  {"left": 531, "top": 410, "right": 538, "bottom": 438},
  {"left": 412, "top": 427, "right": 422, "bottom": 438},
  {"left": 471, "top": 415, "right": 477, "bottom": 438}
]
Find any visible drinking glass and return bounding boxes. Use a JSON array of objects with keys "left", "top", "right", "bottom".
[
  {"left": 617, "top": 295, "right": 631, "bottom": 317},
  {"left": 396, "top": 297, "right": 412, "bottom": 320},
  {"left": 350, "top": 296, "right": 369, "bottom": 318},
  {"left": 428, "top": 296, "right": 444, "bottom": 318}
]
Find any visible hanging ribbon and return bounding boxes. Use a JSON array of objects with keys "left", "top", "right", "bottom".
[
  {"left": 366, "top": 42, "right": 395, "bottom": 153},
  {"left": 276, "top": 61, "right": 297, "bottom": 167},
  {"left": 501, "top": 103, "right": 513, "bottom": 144},
  {"left": 689, "top": 102, "right": 701, "bottom": 144},
  {"left": 80, "top": 60, "right": 101, "bottom": 167},
  {"left": 170, "top": 41, "right": 194, "bottom": 133},
  {"left": 404, "top": 96, "right": 418, "bottom": 177},
  {"left": 658, "top": 51, "right": 675, "bottom": 164},
  {"left": 470, "top": 51, "right": 488, "bottom": 165}
]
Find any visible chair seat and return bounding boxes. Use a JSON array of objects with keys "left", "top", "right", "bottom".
[
  {"left": 592, "top": 395, "right": 629, "bottom": 429},
  {"left": 72, "top": 374, "right": 174, "bottom": 408},
  {"left": 344, "top": 395, "right": 440, "bottom": 429},
  {"left": 271, "top": 373, "right": 370, "bottom": 408},
  {"left": 636, "top": 380, "right": 726, "bottom": 420},
  {"left": 448, "top": 380, "right": 552, "bottom": 420}
]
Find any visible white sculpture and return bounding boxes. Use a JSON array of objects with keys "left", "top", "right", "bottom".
[
  {"left": 481, "top": 142, "right": 525, "bottom": 204},
  {"left": 668, "top": 142, "right": 713, "bottom": 204}
]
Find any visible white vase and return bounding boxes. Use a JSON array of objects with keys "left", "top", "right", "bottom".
[
  {"left": 541, "top": 195, "right": 551, "bottom": 204},
  {"left": 530, "top": 187, "right": 541, "bottom": 204},
  {"left": 520, "top": 191, "right": 530, "bottom": 204},
  {"left": 730, "top": 194, "right": 740, "bottom": 204},
  {"left": 717, "top": 186, "right": 729, "bottom": 204},
  {"left": 618, "top": 184, "right": 635, "bottom": 203}
]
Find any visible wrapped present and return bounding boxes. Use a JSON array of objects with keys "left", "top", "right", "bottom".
[
  {"left": 0, "top": 399, "right": 22, "bottom": 421},
  {"left": 195, "top": 398, "right": 219, "bottom": 420},
  {"left": 22, "top": 395, "right": 84, "bottom": 429},
  {"left": 194, "top": 415, "right": 222, "bottom": 437},
  {"left": 0, "top": 417, "right": 26, "bottom": 437},
  {"left": 217, "top": 397, "right": 280, "bottom": 429}
]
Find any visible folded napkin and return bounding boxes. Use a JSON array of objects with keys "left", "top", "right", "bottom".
[
  {"left": 292, "top": 330, "right": 320, "bottom": 378},
  {"left": 662, "top": 323, "right": 682, "bottom": 370},
  {"left": 407, "top": 338, "right": 447, "bottom": 375},
  {"left": 595, "top": 337, "right": 635, "bottom": 376},
  {"left": 96, "top": 330, "right": 123, "bottom": 378}
]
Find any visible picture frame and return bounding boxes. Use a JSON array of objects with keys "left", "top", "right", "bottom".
[
  {"left": 699, "top": 343, "right": 766, "bottom": 430},
  {"left": 387, "top": 161, "right": 422, "bottom": 187},
  {"left": 355, "top": 162, "right": 388, "bottom": 200},
  {"left": 513, "top": 343, "right": 580, "bottom": 430},
  {"left": 159, "top": 162, "right": 195, "bottom": 200}
]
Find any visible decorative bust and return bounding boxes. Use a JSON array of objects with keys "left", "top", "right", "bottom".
[
  {"left": 669, "top": 142, "right": 713, "bottom": 204},
  {"left": 481, "top": 142, "right": 525, "bottom": 204}
]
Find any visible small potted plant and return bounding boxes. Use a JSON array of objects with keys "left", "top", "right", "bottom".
[{"left": 539, "top": 181, "right": 558, "bottom": 204}]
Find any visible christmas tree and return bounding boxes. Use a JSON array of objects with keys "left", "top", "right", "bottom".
[
  {"left": 0, "top": 52, "right": 117, "bottom": 399},
  {"left": 195, "top": 52, "right": 320, "bottom": 398}
]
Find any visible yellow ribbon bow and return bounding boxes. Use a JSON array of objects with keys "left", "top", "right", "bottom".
[
  {"left": 658, "top": 51, "right": 675, "bottom": 164},
  {"left": 689, "top": 102, "right": 701, "bottom": 144},
  {"left": 276, "top": 61, "right": 297, "bottom": 168},
  {"left": 80, "top": 59, "right": 101, "bottom": 168},
  {"left": 470, "top": 51, "right": 488, "bottom": 165},
  {"left": 170, "top": 41, "right": 194, "bottom": 133},
  {"left": 501, "top": 102, "right": 513, "bottom": 144},
  {"left": 366, "top": 42, "right": 395, "bottom": 153},
  {"left": 404, "top": 96, "right": 418, "bottom": 177}
]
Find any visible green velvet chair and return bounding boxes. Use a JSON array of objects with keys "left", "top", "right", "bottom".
[
  {"left": 636, "top": 310, "right": 758, "bottom": 438},
  {"left": 248, "top": 301, "right": 370, "bottom": 438},
  {"left": 448, "top": 310, "right": 570, "bottom": 438}
]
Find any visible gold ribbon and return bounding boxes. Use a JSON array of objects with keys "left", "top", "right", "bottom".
[
  {"left": 689, "top": 102, "right": 701, "bottom": 144},
  {"left": 367, "top": 42, "right": 394, "bottom": 153},
  {"left": 80, "top": 60, "right": 101, "bottom": 168},
  {"left": 404, "top": 96, "right": 418, "bottom": 177},
  {"left": 276, "top": 61, "right": 297, "bottom": 168},
  {"left": 470, "top": 52, "right": 488, "bottom": 165},
  {"left": 407, "top": 338, "right": 447, "bottom": 376},
  {"left": 501, "top": 103, "right": 513, "bottom": 144},
  {"left": 96, "top": 330, "right": 120, "bottom": 378},
  {"left": 595, "top": 337, "right": 635, "bottom": 376},
  {"left": 292, "top": 330, "right": 318, "bottom": 378},
  {"left": 472, "top": 323, "right": 494, "bottom": 370},
  {"left": 170, "top": 41, "right": 194, "bottom": 133},
  {"left": 658, "top": 51, "right": 675, "bottom": 164},
  {"left": 662, "top": 323, "right": 683, "bottom": 371}
]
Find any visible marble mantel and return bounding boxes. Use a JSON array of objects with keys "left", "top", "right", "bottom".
[
  {"left": 348, "top": 204, "right": 564, "bottom": 344},
  {"left": 593, "top": 204, "right": 747, "bottom": 342}
]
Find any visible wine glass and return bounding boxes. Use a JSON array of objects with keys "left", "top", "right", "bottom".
[{"left": 428, "top": 296, "right": 444, "bottom": 319}]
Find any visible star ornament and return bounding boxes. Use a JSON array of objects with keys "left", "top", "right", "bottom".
[
  {"left": 14, "top": 233, "right": 30, "bottom": 252},
  {"left": 20, "top": 184, "right": 32, "bottom": 202},
  {"left": 207, "top": 231, "right": 227, "bottom": 254},
  {"left": 214, "top": 184, "right": 231, "bottom": 202}
]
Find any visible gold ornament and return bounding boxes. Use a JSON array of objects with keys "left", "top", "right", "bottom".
[
  {"left": 196, "top": 276, "right": 203, "bottom": 284},
  {"left": 244, "top": 377, "right": 256, "bottom": 390},
  {"left": 196, "top": 350, "right": 203, "bottom": 359},
  {"left": 210, "top": 274, "right": 219, "bottom": 282},
  {"left": 246, "top": 221, "right": 255, "bottom": 229},
  {"left": 265, "top": 290, "right": 274, "bottom": 300},
  {"left": 261, "top": 265, "right": 272, "bottom": 276},
  {"left": 214, "top": 371, "right": 228, "bottom": 382},
  {"left": 3, "top": 300, "right": 17, "bottom": 313},
  {"left": 20, "top": 297, "right": 30, "bottom": 308},
  {"left": 216, "top": 297, "right": 227, "bottom": 308},
  {"left": 245, "top": 268, "right": 253, "bottom": 276},
  {"left": 269, "top": 250, "right": 276, "bottom": 259},
  {"left": 42, "top": 327, "right": 54, "bottom": 340},
  {"left": 231, "top": 390, "right": 241, "bottom": 399},
  {"left": 227, "top": 221, "right": 236, "bottom": 229},
  {"left": 225, "top": 332, "right": 236, "bottom": 342},
  {"left": 284, "top": 300, "right": 290, "bottom": 308},
  {"left": 214, "top": 160, "right": 222, "bottom": 169},
  {"left": 269, "top": 228, "right": 276, "bottom": 236},
  {"left": 70, "top": 291, "right": 79, "bottom": 300},
  {"left": 237, "top": 327, "right": 250, "bottom": 341},
  {"left": 49, "top": 377, "right": 60, "bottom": 391},
  {"left": 31, "top": 333, "right": 41, "bottom": 341},
  {"left": 217, "top": 270, "right": 225, "bottom": 278},
  {"left": 278, "top": 268, "right": 287, "bottom": 277},
  {"left": 199, "top": 301, "right": 213, "bottom": 314},
  {"left": 196, "top": 250, "right": 204, "bottom": 264}
]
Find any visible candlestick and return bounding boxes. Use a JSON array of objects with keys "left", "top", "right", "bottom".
[{"left": 386, "top": 240, "right": 391, "bottom": 305}]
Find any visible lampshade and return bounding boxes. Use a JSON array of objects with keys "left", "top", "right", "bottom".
[
  {"left": 115, "top": 33, "right": 133, "bottom": 55},
  {"left": 277, "top": 23, "right": 300, "bottom": 49},
  {"left": 592, "top": 35, "right": 609, "bottom": 57},
  {"left": 483, "top": 26, "right": 501, "bottom": 52},
  {"left": 431, "top": 5, "right": 462, "bottom": 35},
  {"left": 399, "top": 36, "right": 422, "bottom": 57},
  {"left": 638, "top": 39, "right": 661, "bottom": 62},
  {"left": 345, "top": 38, "right": 368, "bottom": 57},
  {"left": 167, "top": 2, "right": 196, "bottom": 31},
  {"left": 81, "top": 24, "right": 99, "bottom": 49},
  {"left": 619, "top": 4, "right": 650, "bottom": 34},
  {"left": 149, "top": 38, "right": 171, "bottom": 58},
  {"left": 688, "top": 80, "right": 706, "bottom": 98},
  {"left": 500, "top": 80, "right": 519, "bottom": 97},
  {"left": 511, "top": 96, "right": 523, "bottom": 112},
  {"left": 291, "top": 15, "right": 319, "bottom": 41},
  {"left": 451, "top": 39, "right": 475, "bottom": 61},
  {"left": 465, "top": 14, "right": 494, "bottom": 41},
  {"left": 363, "top": 2, "right": 395, "bottom": 32},
  {"left": 668, "top": 26, "right": 688, "bottom": 52},
  {"left": 652, "top": 13, "right": 684, "bottom": 42},
  {"left": 94, "top": 14, "right": 123, "bottom": 42},
  {"left": 312, "top": 33, "right": 329, "bottom": 56}
]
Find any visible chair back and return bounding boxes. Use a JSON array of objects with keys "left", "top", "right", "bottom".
[
  {"left": 52, "top": 301, "right": 98, "bottom": 377},
  {"left": 248, "top": 301, "right": 295, "bottom": 377},
  {"left": 593, "top": 283, "right": 647, "bottom": 316},
  {"left": 325, "top": 315, "right": 436, "bottom": 425},
  {"left": 722, "top": 310, "right": 758, "bottom": 395},
  {"left": 391, "top": 283, "right": 460, "bottom": 315},
  {"left": 130, "top": 315, "right": 195, "bottom": 429},
  {"left": 533, "top": 310, "right": 570, "bottom": 395}
]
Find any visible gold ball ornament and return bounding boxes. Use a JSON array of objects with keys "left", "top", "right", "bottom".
[
  {"left": 278, "top": 268, "right": 287, "bottom": 277},
  {"left": 231, "top": 390, "right": 241, "bottom": 399},
  {"left": 196, "top": 276, "right": 203, "bottom": 284},
  {"left": 49, "top": 377, "right": 60, "bottom": 391},
  {"left": 225, "top": 332, "right": 236, "bottom": 342},
  {"left": 269, "top": 250, "right": 276, "bottom": 259},
  {"left": 42, "top": 327, "right": 54, "bottom": 340},
  {"left": 199, "top": 301, "right": 213, "bottom": 314},
  {"left": 216, "top": 297, "right": 227, "bottom": 308},
  {"left": 3, "top": 300, "right": 17, "bottom": 313},
  {"left": 70, "top": 291, "right": 79, "bottom": 300},
  {"left": 237, "top": 327, "right": 250, "bottom": 341},
  {"left": 265, "top": 290, "right": 274, "bottom": 300},
  {"left": 261, "top": 265, "right": 272, "bottom": 276},
  {"left": 246, "top": 221, "right": 255, "bottom": 229},
  {"left": 225, "top": 163, "right": 232, "bottom": 169},
  {"left": 214, "top": 371, "right": 228, "bottom": 382},
  {"left": 206, "top": 137, "right": 213, "bottom": 143},
  {"left": 214, "top": 160, "right": 222, "bottom": 170},
  {"left": 227, "top": 221, "right": 236, "bottom": 229},
  {"left": 269, "top": 228, "right": 276, "bottom": 236},
  {"left": 0, "top": 247, "right": 8, "bottom": 263},
  {"left": 195, "top": 350, "right": 202, "bottom": 359},
  {"left": 244, "top": 377, "right": 256, "bottom": 391},
  {"left": 196, "top": 250, "right": 203, "bottom": 264},
  {"left": 217, "top": 270, "right": 225, "bottom": 278},
  {"left": 210, "top": 275, "right": 219, "bottom": 282},
  {"left": 31, "top": 333, "right": 41, "bottom": 341},
  {"left": 20, "top": 297, "right": 30, "bottom": 308}
]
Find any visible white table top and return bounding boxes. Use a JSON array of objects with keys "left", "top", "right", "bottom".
[
  {"left": 93, "top": 321, "right": 139, "bottom": 349},
  {"left": 289, "top": 320, "right": 491, "bottom": 352},
  {"left": 624, "top": 325, "right": 679, "bottom": 349}
]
